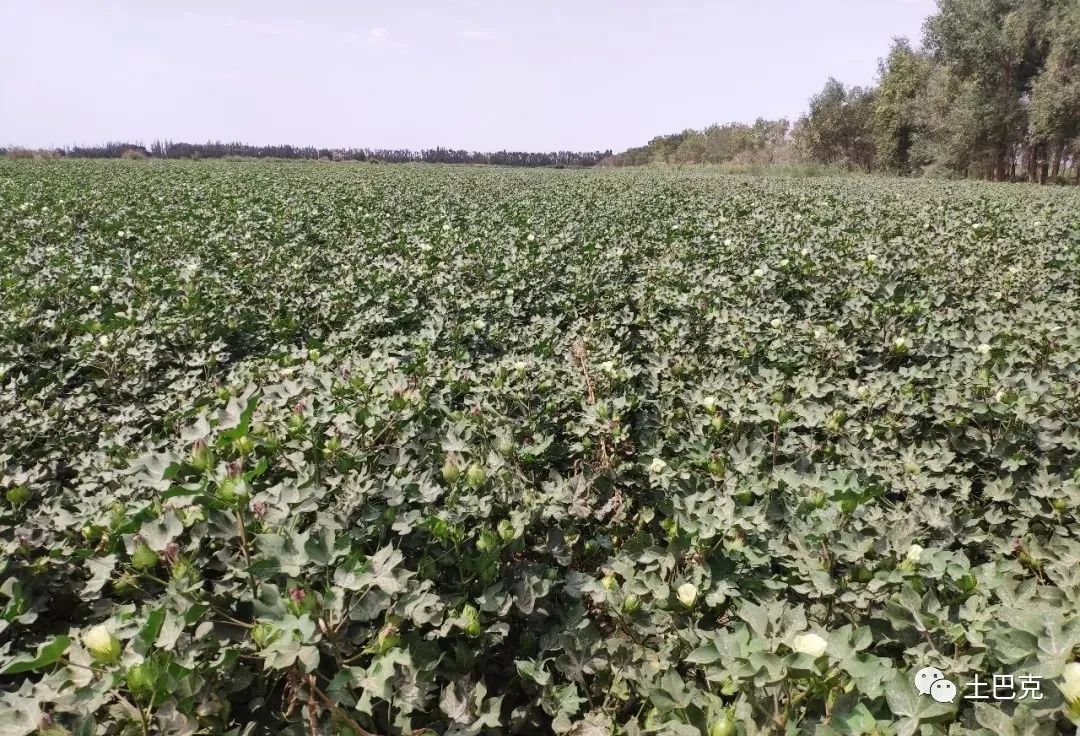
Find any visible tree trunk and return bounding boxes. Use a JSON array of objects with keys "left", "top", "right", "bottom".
[
  {"left": 1028, "top": 144, "right": 1038, "bottom": 182},
  {"left": 1052, "top": 141, "right": 1064, "bottom": 178}
]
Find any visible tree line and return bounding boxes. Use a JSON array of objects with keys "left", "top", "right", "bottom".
[
  {"left": 606, "top": 0, "right": 1080, "bottom": 182},
  {"left": 0, "top": 140, "right": 612, "bottom": 169}
]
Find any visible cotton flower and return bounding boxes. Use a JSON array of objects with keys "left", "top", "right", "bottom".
[
  {"left": 89, "top": 285, "right": 101, "bottom": 295},
  {"left": 905, "top": 544, "right": 924, "bottom": 564},
  {"left": 865, "top": 254, "right": 877, "bottom": 264},
  {"left": 976, "top": 343, "right": 991, "bottom": 356},
  {"left": 649, "top": 458, "right": 668, "bottom": 473},
  {"left": 82, "top": 625, "right": 121, "bottom": 663},
  {"left": 1059, "top": 662, "right": 1080, "bottom": 705},
  {"left": 700, "top": 396, "right": 718, "bottom": 414},
  {"left": 792, "top": 633, "right": 827, "bottom": 657},
  {"left": 770, "top": 318, "right": 782, "bottom": 328},
  {"left": 893, "top": 337, "right": 908, "bottom": 349},
  {"left": 179, "top": 260, "right": 200, "bottom": 281},
  {"left": 752, "top": 267, "right": 765, "bottom": 279},
  {"left": 676, "top": 583, "right": 698, "bottom": 608}
]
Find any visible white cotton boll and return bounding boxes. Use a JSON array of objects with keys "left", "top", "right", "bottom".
[
  {"left": 1060, "top": 663, "right": 1080, "bottom": 705},
  {"left": 792, "top": 633, "right": 827, "bottom": 657},
  {"left": 676, "top": 583, "right": 698, "bottom": 608}
]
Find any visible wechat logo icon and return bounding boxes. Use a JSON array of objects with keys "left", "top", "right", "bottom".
[{"left": 914, "top": 667, "right": 957, "bottom": 703}]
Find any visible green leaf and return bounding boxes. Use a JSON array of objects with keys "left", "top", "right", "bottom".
[
  {"left": 974, "top": 702, "right": 1015, "bottom": 736},
  {"left": 684, "top": 642, "right": 721, "bottom": 665},
  {"left": 1, "top": 636, "right": 71, "bottom": 674},
  {"left": 737, "top": 601, "right": 770, "bottom": 637},
  {"left": 884, "top": 674, "right": 953, "bottom": 722}
]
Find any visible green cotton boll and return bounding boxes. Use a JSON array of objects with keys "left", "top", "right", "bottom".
[
  {"left": 708, "top": 713, "right": 736, "bottom": 736},
  {"left": 189, "top": 443, "right": 214, "bottom": 471},
  {"left": 466, "top": 463, "right": 486, "bottom": 489},
  {"left": 126, "top": 660, "right": 160, "bottom": 695},
  {"left": 460, "top": 604, "right": 481, "bottom": 636},
  {"left": 250, "top": 621, "right": 280, "bottom": 649},
  {"left": 496, "top": 519, "right": 516, "bottom": 541},
  {"left": 131, "top": 542, "right": 158, "bottom": 570},
  {"left": 217, "top": 477, "right": 249, "bottom": 504},
  {"left": 171, "top": 558, "right": 198, "bottom": 585},
  {"left": 114, "top": 572, "right": 140, "bottom": 594},
  {"left": 5, "top": 485, "right": 30, "bottom": 507},
  {"left": 475, "top": 529, "right": 499, "bottom": 552},
  {"left": 429, "top": 517, "right": 451, "bottom": 541},
  {"left": 441, "top": 458, "right": 460, "bottom": 484}
]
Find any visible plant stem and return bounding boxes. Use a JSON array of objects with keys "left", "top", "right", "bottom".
[
  {"left": 309, "top": 678, "right": 377, "bottom": 736},
  {"left": 116, "top": 693, "right": 149, "bottom": 736},
  {"left": 234, "top": 506, "right": 258, "bottom": 596}
]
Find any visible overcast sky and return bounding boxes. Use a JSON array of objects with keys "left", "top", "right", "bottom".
[{"left": 0, "top": 0, "right": 937, "bottom": 152}]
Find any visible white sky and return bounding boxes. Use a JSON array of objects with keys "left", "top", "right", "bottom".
[{"left": 0, "top": 0, "right": 937, "bottom": 152}]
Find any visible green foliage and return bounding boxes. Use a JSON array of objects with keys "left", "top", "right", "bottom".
[
  {"left": 1030, "top": 2, "right": 1080, "bottom": 153},
  {"left": 2, "top": 160, "right": 1080, "bottom": 734},
  {"left": 874, "top": 38, "right": 934, "bottom": 174},
  {"left": 611, "top": 0, "right": 1080, "bottom": 182},
  {"left": 796, "top": 78, "right": 878, "bottom": 171},
  {"left": 605, "top": 119, "right": 793, "bottom": 168}
]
